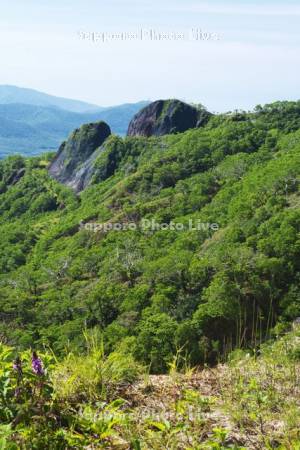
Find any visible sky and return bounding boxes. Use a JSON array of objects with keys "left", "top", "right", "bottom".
[{"left": 0, "top": 0, "right": 299, "bottom": 111}]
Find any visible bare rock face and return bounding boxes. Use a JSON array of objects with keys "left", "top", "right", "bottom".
[
  {"left": 6, "top": 168, "right": 26, "bottom": 186},
  {"left": 48, "top": 121, "right": 111, "bottom": 192},
  {"left": 127, "top": 99, "right": 211, "bottom": 137},
  {"left": 48, "top": 100, "right": 211, "bottom": 193}
]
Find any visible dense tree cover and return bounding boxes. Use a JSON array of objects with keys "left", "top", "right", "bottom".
[{"left": 0, "top": 101, "right": 300, "bottom": 372}]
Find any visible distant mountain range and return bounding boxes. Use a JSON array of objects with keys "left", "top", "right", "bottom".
[
  {"left": 0, "top": 85, "right": 101, "bottom": 113},
  {"left": 0, "top": 86, "right": 149, "bottom": 158}
]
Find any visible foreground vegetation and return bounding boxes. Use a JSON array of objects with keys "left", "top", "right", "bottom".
[
  {"left": 0, "top": 100, "right": 300, "bottom": 447},
  {"left": 0, "top": 327, "right": 299, "bottom": 449}
]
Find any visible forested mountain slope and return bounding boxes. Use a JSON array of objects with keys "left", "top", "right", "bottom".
[{"left": 0, "top": 101, "right": 300, "bottom": 373}]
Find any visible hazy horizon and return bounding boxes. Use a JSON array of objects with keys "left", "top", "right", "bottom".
[{"left": 1, "top": 83, "right": 299, "bottom": 114}]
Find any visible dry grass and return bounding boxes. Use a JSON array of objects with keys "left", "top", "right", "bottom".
[{"left": 104, "top": 329, "right": 300, "bottom": 449}]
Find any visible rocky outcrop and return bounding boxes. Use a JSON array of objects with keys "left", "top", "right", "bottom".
[
  {"left": 127, "top": 99, "right": 211, "bottom": 137},
  {"left": 6, "top": 168, "right": 26, "bottom": 186},
  {"left": 48, "top": 100, "right": 211, "bottom": 193},
  {"left": 48, "top": 121, "right": 111, "bottom": 192}
]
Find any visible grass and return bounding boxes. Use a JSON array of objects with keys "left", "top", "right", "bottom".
[
  {"left": 0, "top": 327, "right": 299, "bottom": 448},
  {"left": 51, "top": 331, "right": 144, "bottom": 403}
]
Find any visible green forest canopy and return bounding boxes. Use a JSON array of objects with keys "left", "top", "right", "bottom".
[{"left": 0, "top": 101, "right": 300, "bottom": 372}]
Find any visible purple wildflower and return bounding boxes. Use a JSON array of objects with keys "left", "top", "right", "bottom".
[
  {"left": 32, "top": 351, "right": 44, "bottom": 376},
  {"left": 13, "top": 356, "right": 22, "bottom": 375}
]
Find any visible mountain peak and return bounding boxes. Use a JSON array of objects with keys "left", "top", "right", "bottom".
[
  {"left": 127, "top": 99, "right": 212, "bottom": 137},
  {"left": 48, "top": 121, "right": 111, "bottom": 192}
]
